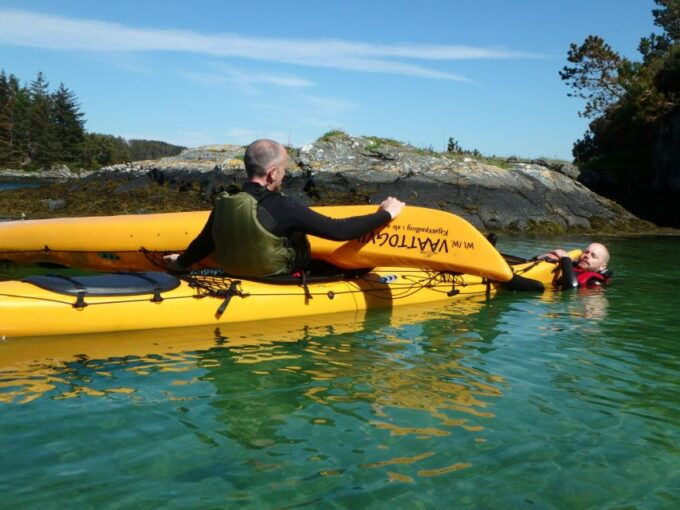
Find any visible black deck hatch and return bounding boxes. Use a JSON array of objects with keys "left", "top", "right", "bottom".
[{"left": 23, "top": 272, "right": 181, "bottom": 297}]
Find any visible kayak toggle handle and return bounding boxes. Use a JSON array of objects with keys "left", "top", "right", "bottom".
[
  {"left": 74, "top": 290, "right": 88, "bottom": 309},
  {"left": 215, "top": 280, "right": 244, "bottom": 319}
]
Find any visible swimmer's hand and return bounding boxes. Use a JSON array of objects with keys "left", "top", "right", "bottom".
[{"left": 537, "top": 249, "right": 569, "bottom": 261}]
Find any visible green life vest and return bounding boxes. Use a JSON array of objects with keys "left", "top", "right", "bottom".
[{"left": 211, "top": 190, "right": 309, "bottom": 276}]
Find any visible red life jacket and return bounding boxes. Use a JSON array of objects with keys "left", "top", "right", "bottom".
[{"left": 574, "top": 267, "right": 608, "bottom": 286}]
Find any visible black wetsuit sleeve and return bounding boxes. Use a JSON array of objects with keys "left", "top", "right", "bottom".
[
  {"left": 279, "top": 198, "right": 392, "bottom": 241},
  {"left": 556, "top": 257, "right": 578, "bottom": 289},
  {"left": 177, "top": 209, "right": 216, "bottom": 267}
]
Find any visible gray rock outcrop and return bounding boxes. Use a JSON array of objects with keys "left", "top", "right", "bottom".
[{"left": 86, "top": 133, "right": 641, "bottom": 232}]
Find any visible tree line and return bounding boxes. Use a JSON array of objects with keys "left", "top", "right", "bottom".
[
  {"left": 560, "top": 0, "right": 679, "bottom": 224},
  {"left": 0, "top": 70, "right": 185, "bottom": 171}
]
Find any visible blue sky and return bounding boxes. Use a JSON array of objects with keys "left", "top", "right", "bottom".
[{"left": 0, "top": 1, "right": 659, "bottom": 159}]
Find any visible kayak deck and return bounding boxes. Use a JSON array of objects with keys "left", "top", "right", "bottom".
[
  {"left": 0, "top": 254, "right": 571, "bottom": 339},
  {"left": 0, "top": 267, "right": 485, "bottom": 338}
]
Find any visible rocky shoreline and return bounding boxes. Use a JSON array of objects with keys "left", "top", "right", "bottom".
[{"left": 0, "top": 133, "right": 659, "bottom": 234}]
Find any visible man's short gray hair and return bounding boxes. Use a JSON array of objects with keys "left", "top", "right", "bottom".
[{"left": 244, "top": 139, "right": 285, "bottom": 178}]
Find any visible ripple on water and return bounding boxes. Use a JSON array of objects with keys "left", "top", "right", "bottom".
[{"left": 2, "top": 237, "right": 680, "bottom": 507}]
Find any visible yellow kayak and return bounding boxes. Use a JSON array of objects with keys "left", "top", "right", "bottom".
[
  {"left": 0, "top": 254, "right": 574, "bottom": 338},
  {"left": 0, "top": 206, "right": 513, "bottom": 282}
]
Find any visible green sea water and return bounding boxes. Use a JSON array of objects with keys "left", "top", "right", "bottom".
[
  {"left": 1, "top": 236, "right": 679, "bottom": 509},
  {"left": 0, "top": 181, "right": 41, "bottom": 191}
]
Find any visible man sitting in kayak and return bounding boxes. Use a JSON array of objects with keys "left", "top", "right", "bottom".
[
  {"left": 164, "top": 139, "right": 405, "bottom": 276},
  {"left": 538, "top": 243, "right": 611, "bottom": 288}
]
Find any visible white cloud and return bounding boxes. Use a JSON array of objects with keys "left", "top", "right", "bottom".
[
  {"left": 0, "top": 8, "right": 538, "bottom": 81},
  {"left": 250, "top": 75, "right": 313, "bottom": 88},
  {"left": 177, "top": 64, "right": 314, "bottom": 89}
]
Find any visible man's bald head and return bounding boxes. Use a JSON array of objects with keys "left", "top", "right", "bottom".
[
  {"left": 578, "top": 243, "right": 610, "bottom": 272},
  {"left": 244, "top": 139, "right": 286, "bottom": 178},
  {"left": 590, "top": 243, "right": 610, "bottom": 265}
]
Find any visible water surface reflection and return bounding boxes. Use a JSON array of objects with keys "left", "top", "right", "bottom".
[
  {"left": 3, "top": 261, "right": 677, "bottom": 509},
  {"left": 1, "top": 297, "right": 507, "bottom": 491}
]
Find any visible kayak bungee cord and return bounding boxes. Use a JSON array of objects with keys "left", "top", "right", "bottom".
[{"left": 0, "top": 270, "right": 461, "bottom": 309}]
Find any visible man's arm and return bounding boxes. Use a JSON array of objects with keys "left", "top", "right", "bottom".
[
  {"left": 547, "top": 249, "right": 578, "bottom": 289},
  {"left": 166, "top": 209, "right": 216, "bottom": 269},
  {"left": 536, "top": 248, "right": 578, "bottom": 289},
  {"left": 556, "top": 257, "right": 578, "bottom": 289},
  {"left": 281, "top": 198, "right": 398, "bottom": 241}
]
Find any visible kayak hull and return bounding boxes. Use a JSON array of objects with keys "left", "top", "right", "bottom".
[{"left": 0, "top": 256, "right": 568, "bottom": 338}]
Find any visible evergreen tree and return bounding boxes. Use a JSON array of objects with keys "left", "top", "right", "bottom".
[
  {"left": 559, "top": 36, "right": 627, "bottom": 118},
  {"left": 561, "top": 0, "right": 679, "bottom": 225},
  {"left": 0, "top": 71, "right": 30, "bottom": 167},
  {"left": 9, "top": 76, "right": 31, "bottom": 166},
  {"left": 0, "top": 71, "right": 11, "bottom": 166},
  {"left": 446, "top": 137, "right": 462, "bottom": 153},
  {"left": 80, "top": 133, "right": 131, "bottom": 168},
  {"left": 127, "top": 139, "right": 185, "bottom": 160},
  {"left": 52, "top": 83, "right": 85, "bottom": 165},
  {"left": 0, "top": 68, "right": 184, "bottom": 171},
  {"left": 640, "top": 0, "right": 680, "bottom": 61},
  {"left": 27, "top": 71, "right": 57, "bottom": 168}
]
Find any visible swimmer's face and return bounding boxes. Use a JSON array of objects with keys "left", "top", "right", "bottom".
[{"left": 577, "top": 243, "right": 609, "bottom": 272}]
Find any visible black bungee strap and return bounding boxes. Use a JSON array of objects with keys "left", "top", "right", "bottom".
[
  {"left": 42, "top": 274, "right": 88, "bottom": 309},
  {"left": 117, "top": 271, "right": 164, "bottom": 302},
  {"left": 301, "top": 271, "right": 313, "bottom": 304},
  {"left": 215, "top": 280, "right": 244, "bottom": 319},
  {"left": 23, "top": 272, "right": 181, "bottom": 308}
]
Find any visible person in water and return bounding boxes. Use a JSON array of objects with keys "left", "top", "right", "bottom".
[
  {"left": 538, "top": 242, "right": 611, "bottom": 288},
  {"left": 164, "top": 139, "right": 405, "bottom": 275}
]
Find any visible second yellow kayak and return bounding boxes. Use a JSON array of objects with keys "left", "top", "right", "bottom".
[{"left": 0, "top": 253, "right": 573, "bottom": 339}]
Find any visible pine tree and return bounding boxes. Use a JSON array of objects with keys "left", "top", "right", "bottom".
[
  {"left": 0, "top": 71, "right": 30, "bottom": 167},
  {"left": 80, "top": 133, "right": 131, "bottom": 168},
  {"left": 52, "top": 83, "right": 85, "bottom": 165},
  {"left": 10, "top": 76, "right": 31, "bottom": 166},
  {"left": 3, "top": 68, "right": 187, "bottom": 171},
  {"left": 559, "top": 36, "right": 627, "bottom": 119},
  {"left": 640, "top": 0, "right": 680, "bottom": 62},
  {"left": 128, "top": 139, "right": 185, "bottom": 160},
  {"left": 27, "top": 71, "right": 57, "bottom": 168},
  {"left": 0, "top": 71, "right": 11, "bottom": 166}
]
